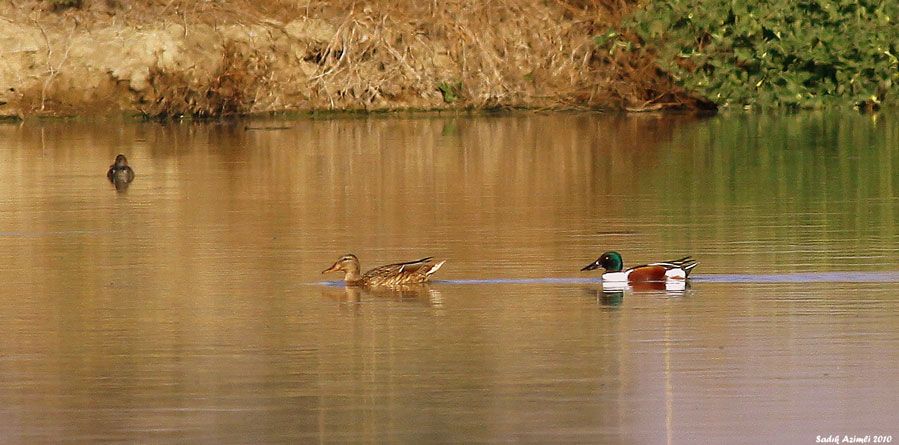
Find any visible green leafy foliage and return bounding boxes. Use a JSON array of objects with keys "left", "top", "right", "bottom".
[
  {"left": 605, "top": 0, "right": 899, "bottom": 109},
  {"left": 47, "top": 0, "right": 83, "bottom": 10},
  {"left": 437, "top": 81, "right": 463, "bottom": 104}
]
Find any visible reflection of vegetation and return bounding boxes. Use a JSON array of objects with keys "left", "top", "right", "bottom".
[
  {"left": 653, "top": 112, "right": 898, "bottom": 271},
  {"left": 441, "top": 120, "right": 459, "bottom": 137},
  {"left": 603, "top": 0, "right": 899, "bottom": 109}
]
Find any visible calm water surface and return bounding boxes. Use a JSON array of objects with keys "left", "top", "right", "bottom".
[{"left": 0, "top": 112, "right": 897, "bottom": 443}]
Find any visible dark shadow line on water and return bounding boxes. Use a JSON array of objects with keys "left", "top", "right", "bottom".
[
  {"left": 693, "top": 272, "right": 899, "bottom": 283},
  {"left": 316, "top": 271, "right": 899, "bottom": 286},
  {"left": 0, "top": 230, "right": 101, "bottom": 238}
]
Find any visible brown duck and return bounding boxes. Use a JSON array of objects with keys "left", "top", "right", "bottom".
[
  {"left": 107, "top": 154, "right": 135, "bottom": 183},
  {"left": 322, "top": 254, "right": 446, "bottom": 286}
]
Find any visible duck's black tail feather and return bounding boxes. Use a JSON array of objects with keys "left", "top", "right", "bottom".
[{"left": 656, "top": 256, "right": 699, "bottom": 277}]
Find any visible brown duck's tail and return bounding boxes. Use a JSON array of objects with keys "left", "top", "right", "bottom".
[{"left": 425, "top": 260, "right": 446, "bottom": 276}]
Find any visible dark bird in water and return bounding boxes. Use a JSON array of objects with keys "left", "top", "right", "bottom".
[
  {"left": 107, "top": 154, "right": 135, "bottom": 184},
  {"left": 322, "top": 254, "right": 446, "bottom": 286}
]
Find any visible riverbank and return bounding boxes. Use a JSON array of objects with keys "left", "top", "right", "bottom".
[{"left": 2, "top": 0, "right": 699, "bottom": 119}]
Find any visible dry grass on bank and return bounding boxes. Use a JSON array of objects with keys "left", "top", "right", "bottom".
[
  {"left": 228, "top": 0, "right": 696, "bottom": 111},
  {"left": 1, "top": 0, "right": 699, "bottom": 116}
]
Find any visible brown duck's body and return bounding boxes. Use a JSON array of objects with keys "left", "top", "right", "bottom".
[
  {"left": 107, "top": 154, "right": 135, "bottom": 183},
  {"left": 323, "top": 254, "right": 446, "bottom": 287}
]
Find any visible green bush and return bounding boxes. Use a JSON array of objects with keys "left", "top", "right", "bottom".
[
  {"left": 47, "top": 0, "right": 82, "bottom": 11},
  {"left": 48, "top": 0, "right": 83, "bottom": 10},
  {"left": 437, "top": 81, "right": 463, "bottom": 104},
  {"left": 605, "top": 0, "right": 899, "bottom": 109}
]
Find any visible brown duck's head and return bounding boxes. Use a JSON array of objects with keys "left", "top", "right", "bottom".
[
  {"left": 322, "top": 254, "right": 361, "bottom": 279},
  {"left": 114, "top": 154, "right": 129, "bottom": 168}
]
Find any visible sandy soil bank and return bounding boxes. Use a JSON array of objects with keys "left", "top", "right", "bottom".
[{"left": 1, "top": 1, "right": 629, "bottom": 118}]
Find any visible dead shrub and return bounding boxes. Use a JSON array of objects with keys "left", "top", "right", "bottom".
[{"left": 136, "top": 42, "right": 268, "bottom": 118}]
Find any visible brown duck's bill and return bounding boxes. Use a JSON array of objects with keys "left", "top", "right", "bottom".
[
  {"left": 322, "top": 263, "right": 340, "bottom": 274},
  {"left": 581, "top": 261, "right": 600, "bottom": 271}
]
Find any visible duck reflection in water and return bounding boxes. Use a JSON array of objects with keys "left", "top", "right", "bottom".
[
  {"left": 320, "top": 283, "right": 443, "bottom": 307},
  {"left": 602, "top": 279, "right": 690, "bottom": 294},
  {"left": 107, "top": 154, "right": 135, "bottom": 192},
  {"left": 584, "top": 280, "right": 691, "bottom": 306},
  {"left": 594, "top": 289, "right": 624, "bottom": 307}
]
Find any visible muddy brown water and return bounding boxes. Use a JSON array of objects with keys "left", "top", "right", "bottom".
[{"left": 0, "top": 113, "right": 897, "bottom": 443}]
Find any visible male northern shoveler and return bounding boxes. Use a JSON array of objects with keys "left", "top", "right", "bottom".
[
  {"left": 581, "top": 251, "right": 698, "bottom": 282},
  {"left": 107, "top": 154, "right": 135, "bottom": 183},
  {"left": 322, "top": 254, "right": 446, "bottom": 287}
]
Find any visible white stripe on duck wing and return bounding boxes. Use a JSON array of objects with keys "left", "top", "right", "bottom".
[{"left": 646, "top": 256, "right": 699, "bottom": 280}]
